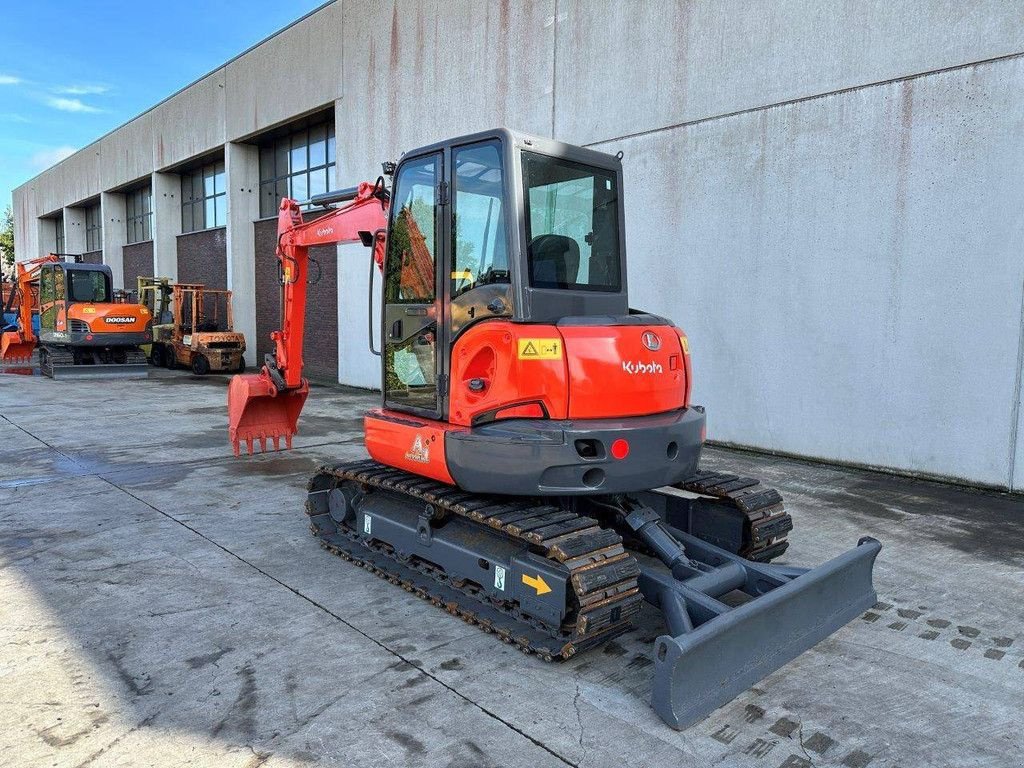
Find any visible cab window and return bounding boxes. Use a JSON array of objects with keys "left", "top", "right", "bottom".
[
  {"left": 53, "top": 267, "right": 65, "bottom": 304},
  {"left": 523, "top": 152, "right": 621, "bottom": 292},
  {"left": 452, "top": 141, "right": 509, "bottom": 298},
  {"left": 68, "top": 270, "right": 110, "bottom": 303},
  {"left": 39, "top": 267, "right": 55, "bottom": 304},
  {"left": 385, "top": 156, "right": 438, "bottom": 304}
]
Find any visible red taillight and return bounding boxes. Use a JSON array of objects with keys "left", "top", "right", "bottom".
[
  {"left": 85, "top": 333, "right": 93, "bottom": 341},
  {"left": 611, "top": 438, "right": 630, "bottom": 460}
]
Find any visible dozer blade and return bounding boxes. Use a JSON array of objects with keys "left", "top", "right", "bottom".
[
  {"left": 227, "top": 371, "right": 309, "bottom": 456},
  {"left": 642, "top": 533, "right": 880, "bottom": 730},
  {"left": 0, "top": 332, "right": 35, "bottom": 364},
  {"left": 47, "top": 362, "right": 150, "bottom": 379}
]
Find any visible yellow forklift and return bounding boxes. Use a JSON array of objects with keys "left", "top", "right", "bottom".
[
  {"left": 138, "top": 278, "right": 246, "bottom": 375},
  {"left": 137, "top": 277, "right": 173, "bottom": 363}
]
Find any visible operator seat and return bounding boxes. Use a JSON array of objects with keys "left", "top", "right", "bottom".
[{"left": 529, "top": 234, "right": 580, "bottom": 288}]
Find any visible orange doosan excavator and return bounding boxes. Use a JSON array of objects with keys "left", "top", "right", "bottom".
[
  {"left": 1, "top": 255, "right": 151, "bottom": 377},
  {"left": 227, "top": 129, "right": 880, "bottom": 729}
]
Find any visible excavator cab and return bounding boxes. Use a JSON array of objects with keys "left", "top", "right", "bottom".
[
  {"left": 1, "top": 257, "right": 152, "bottom": 376},
  {"left": 380, "top": 132, "right": 629, "bottom": 428},
  {"left": 367, "top": 131, "right": 702, "bottom": 495}
]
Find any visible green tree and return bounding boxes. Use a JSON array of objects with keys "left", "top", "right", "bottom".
[{"left": 0, "top": 204, "right": 13, "bottom": 272}]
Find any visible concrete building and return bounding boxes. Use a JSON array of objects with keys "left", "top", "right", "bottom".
[{"left": 12, "top": 0, "right": 1024, "bottom": 491}]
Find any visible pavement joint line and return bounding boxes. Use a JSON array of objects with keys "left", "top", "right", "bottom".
[
  {"left": 1, "top": 413, "right": 83, "bottom": 467},
  {"left": 80, "top": 466, "right": 581, "bottom": 765}
]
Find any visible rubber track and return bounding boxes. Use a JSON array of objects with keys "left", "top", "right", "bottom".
[
  {"left": 306, "top": 459, "right": 644, "bottom": 660},
  {"left": 678, "top": 471, "right": 794, "bottom": 562},
  {"left": 40, "top": 346, "right": 74, "bottom": 378}
]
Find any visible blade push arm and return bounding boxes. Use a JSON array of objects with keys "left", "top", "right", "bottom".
[{"left": 269, "top": 179, "right": 389, "bottom": 391}]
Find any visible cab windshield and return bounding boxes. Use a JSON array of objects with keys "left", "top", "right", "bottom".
[
  {"left": 68, "top": 270, "right": 111, "bottom": 303},
  {"left": 522, "top": 152, "right": 621, "bottom": 292}
]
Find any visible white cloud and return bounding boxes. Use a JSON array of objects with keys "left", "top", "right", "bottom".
[
  {"left": 0, "top": 113, "right": 30, "bottom": 123},
  {"left": 29, "top": 145, "right": 77, "bottom": 171},
  {"left": 54, "top": 84, "right": 109, "bottom": 96},
  {"left": 0, "top": 74, "right": 21, "bottom": 85},
  {"left": 45, "top": 96, "right": 102, "bottom": 113}
]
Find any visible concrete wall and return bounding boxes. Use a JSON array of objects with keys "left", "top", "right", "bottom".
[
  {"left": 12, "top": 0, "right": 1024, "bottom": 490},
  {"left": 605, "top": 58, "right": 1024, "bottom": 488}
]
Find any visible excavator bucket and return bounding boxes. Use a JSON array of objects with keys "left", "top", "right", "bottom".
[
  {"left": 641, "top": 532, "right": 881, "bottom": 730},
  {"left": 227, "top": 371, "right": 309, "bottom": 456},
  {"left": 0, "top": 331, "right": 35, "bottom": 364}
]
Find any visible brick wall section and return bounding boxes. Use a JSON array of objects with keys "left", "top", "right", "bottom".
[
  {"left": 253, "top": 216, "right": 338, "bottom": 383},
  {"left": 176, "top": 227, "right": 227, "bottom": 289},
  {"left": 81, "top": 250, "right": 102, "bottom": 264},
  {"left": 121, "top": 241, "right": 153, "bottom": 294}
]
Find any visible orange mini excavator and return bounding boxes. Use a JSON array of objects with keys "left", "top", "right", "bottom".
[
  {"left": 1, "top": 255, "right": 151, "bottom": 377},
  {"left": 228, "top": 130, "right": 880, "bottom": 729}
]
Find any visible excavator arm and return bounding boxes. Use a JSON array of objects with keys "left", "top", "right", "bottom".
[
  {"left": 228, "top": 179, "right": 389, "bottom": 455},
  {"left": 1, "top": 254, "right": 59, "bottom": 363}
]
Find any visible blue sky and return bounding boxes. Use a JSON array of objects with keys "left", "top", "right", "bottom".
[{"left": 0, "top": 0, "right": 329, "bottom": 212}]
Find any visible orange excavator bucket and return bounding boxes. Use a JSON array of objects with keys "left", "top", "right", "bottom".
[
  {"left": 227, "top": 371, "right": 310, "bottom": 456},
  {"left": 0, "top": 331, "right": 35, "bottom": 364}
]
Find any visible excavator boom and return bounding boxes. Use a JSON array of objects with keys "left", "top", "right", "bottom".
[{"left": 227, "top": 180, "right": 389, "bottom": 455}]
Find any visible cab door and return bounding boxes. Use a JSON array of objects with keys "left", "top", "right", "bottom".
[
  {"left": 38, "top": 265, "right": 66, "bottom": 336},
  {"left": 382, "top": 152, "right": 444, "bottom": 418}
]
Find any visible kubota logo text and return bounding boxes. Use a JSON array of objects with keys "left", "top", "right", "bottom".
[{"left": 622, "top": 360, "right": 663, "bottom": 375}]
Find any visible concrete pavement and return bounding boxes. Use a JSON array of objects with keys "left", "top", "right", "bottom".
[{"left": 1, "top": 369, "right": 1021, "bottom": 767}]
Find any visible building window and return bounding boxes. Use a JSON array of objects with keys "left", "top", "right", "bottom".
[
  {"left": 126, "top": 187, "right": 152, "bottom": 244},
  {"left": 181, "top": 161, "right": 227, "bottom": 232},
  {"left": 259, "top": 122, "right": 336, "bottom": 217},
  {"left": 85, "top": 204, "right": 102, "bottom": 252},
  {"left": 54, "top": 216, "right": 64, "bottom": 255}
]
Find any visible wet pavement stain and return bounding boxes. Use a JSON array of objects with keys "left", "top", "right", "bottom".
[
  {"left": 223, "top": 455, "right": 319, "bottom": 478},
  {"left": 211, "top": 662, "right": 258, "bottom": 738},
  {"left": 186, "top": 647, "right": 234, "bottom": 669}
]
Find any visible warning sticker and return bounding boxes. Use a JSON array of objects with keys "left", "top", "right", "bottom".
[
  {"left": 679, "top": 336, "right": 690, "bottom": 354},
  {"left": 494, "top": 565, "right": 506, "bottom": 591},
  {"left": 363, "top": 514, "right": 372, "bottom": 535},
  {"left": 521, "top": 573, "right": 551, "bottom": 595},
  {"left": 405, "top": 435, "right": 430, "bottom": 463},
  {"left": 517, "top": 338, "right": 562, "bottom": 360}
]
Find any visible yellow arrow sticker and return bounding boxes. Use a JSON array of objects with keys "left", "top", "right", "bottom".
[
  {"left": 521, "top": 573, "right": 551, "bottom": 595},
  {"left": 517, "top": 338, "right": 562, "bottom": 360}
]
